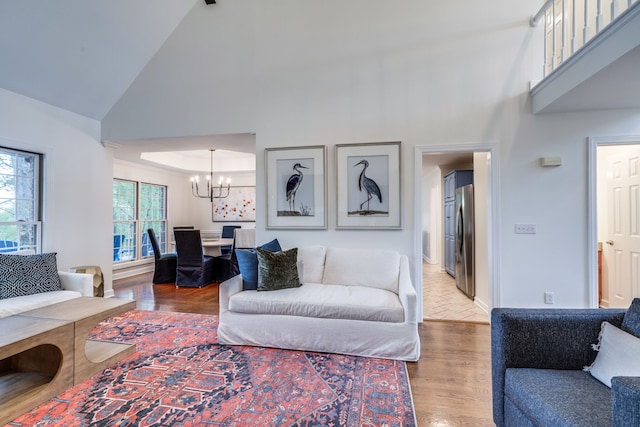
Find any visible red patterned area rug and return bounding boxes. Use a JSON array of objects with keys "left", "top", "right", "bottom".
[{"left": 7, "top": 310, "right": 416, "bottom": 427}]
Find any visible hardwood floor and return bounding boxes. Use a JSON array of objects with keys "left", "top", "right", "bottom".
[{"left": 113, "top": 273, "right": 494, "bottom": 426}]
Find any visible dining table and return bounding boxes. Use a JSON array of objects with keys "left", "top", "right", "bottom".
[{"left": 201, "top": 238, "right": 234, "bottom": 257}]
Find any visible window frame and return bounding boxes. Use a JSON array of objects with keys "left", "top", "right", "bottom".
[
  {"left": 112, "top": 178, "right": 168, "bottom": 264},
  {"left": 0, "top": 146, "right": 42, "bottom": 253}
]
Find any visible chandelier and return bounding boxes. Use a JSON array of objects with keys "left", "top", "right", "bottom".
[{"left": 190, "top": 149, "right": 231, "bottom": 200}]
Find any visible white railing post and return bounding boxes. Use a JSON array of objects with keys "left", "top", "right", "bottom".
[
  {"left": 571, "top": 0, "right": 577, "bottom": 54},
  {"left": 552, "top": 0, "right": 557, "bottom": 70},
  {"left": 612, "top": 0, "right": 620, "bottom": 19},
  {"left": 596, "top": 0, "right": 604, "bottom": 32},
  {"left": 561, "top": 0, "right": 567, "bottom": 63},
  {"left": 583, "top": 0, "right": 590, "bottom": 45}
]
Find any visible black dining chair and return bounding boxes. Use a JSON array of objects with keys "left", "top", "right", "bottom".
[
  {"left": 147, "top": 228, "right": 177, "bottom": 284},
  {"left": 220, "top": 225, "right": 241, "bottom": 256},
  {"left": 174, "top": 229, "right": 216, "bottom": 288},
  {"left": 173, "top": 225, "right": 194, "bottom": 239},
  {"left": 213, "top": 228, "right": 256, "bottom": 283}
]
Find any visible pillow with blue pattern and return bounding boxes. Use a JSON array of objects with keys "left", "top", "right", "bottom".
[{"left": 0, "top": 252, "right": 63, "bottom": 299}]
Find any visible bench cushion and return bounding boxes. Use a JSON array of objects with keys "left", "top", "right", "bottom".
[
  {"left": 228, "top": 282, "right": 404, "bottom": 322},
  {"left": 505, "top": 368, "right": 612, "bottom": 427},
  {"left": 0, "top": 290, "right": 82, "bottom": 318}
]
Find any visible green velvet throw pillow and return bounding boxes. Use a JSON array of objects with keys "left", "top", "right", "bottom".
[{"left": 256, "top": 247, "right": 301, "bottom": 291}]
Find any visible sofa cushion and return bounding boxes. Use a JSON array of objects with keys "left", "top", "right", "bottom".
[
  {"left": 235, "top": 239, "right": 282, "bottom": 290},
  {"left": 297, "top": 245, "right": 326, "bottom": 283},
  {"left": 322, "top": 247, "right": 400, "bottom": 293},
  {"left": 0, "top": 252, "right": 62, "bottom": 299},
  {"left": 621, "top": 298, "right": 640, "bottom": 337},
  {"left": 0, "top": 290, "right": 82, "bottom": 318},
  {"left": 587, "top": 321, "right": 640, "bottom": 387},
  {"left": 505, "top": 368, "right": 612, "bottom": 426},
  {"left": 228, "top": 282, "right": 404, "bottom": 322},
  {"left": 257, "top": 247, "right": 301, "bottom": 291}
]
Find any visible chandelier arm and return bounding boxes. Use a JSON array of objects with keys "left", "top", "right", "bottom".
[{"left": 191, "top": 149, "right": 230, "bottom": 201}]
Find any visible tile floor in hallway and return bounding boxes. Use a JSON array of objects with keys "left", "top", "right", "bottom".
[{"left": 423, "top": 261, "right": 489, "bottom": 323}]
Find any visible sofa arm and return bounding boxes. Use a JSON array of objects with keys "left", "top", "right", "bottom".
[
  {"left": 491, "top": 307, "right": 626, "bottom": 427},
  {"left": 58, "top": 271, "right": 94, "bottom": 296},
  {"left": 397, "top": 255, "right": 417, "bottom": 324},
  {"left": 219, "top": 274, "right": 243, "bottom": 312},
  {"left": 612, "top": 377, "right": 640, "bottom": 427}
]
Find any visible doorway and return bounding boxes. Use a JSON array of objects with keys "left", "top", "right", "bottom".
[
  {"left": 592, "top": 137, "right": 640, "bottom": 308},
  {"left": 414, "top": 144, "right": 499, "bottom": 322}
]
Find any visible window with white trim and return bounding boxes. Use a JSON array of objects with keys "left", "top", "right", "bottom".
[
  {"left": 0, "top": 147, "right": 41, "bottom": 253},
  {"left": 113, "top": 179, "right": 168, "bottom": 263}
]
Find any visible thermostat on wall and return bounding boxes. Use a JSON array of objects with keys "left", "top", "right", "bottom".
[{"left": 540, "top": 157, "right": 562, "bottom": 167}]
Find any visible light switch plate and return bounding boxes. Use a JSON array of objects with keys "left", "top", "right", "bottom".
[{"left": 515, "top": 224, "right": 536, "bottom": 234}]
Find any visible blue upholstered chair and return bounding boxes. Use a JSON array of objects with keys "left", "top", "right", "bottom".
[
  {"left": 0, "top": 240, "right": 18, "bottom": 253},
  {"left": 491, "top": 301, "right": 640, "bottom": 427}
]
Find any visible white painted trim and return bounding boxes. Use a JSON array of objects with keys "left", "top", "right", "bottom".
[
  {"left": 414, "top": 142, "right": 501, "bottom": 320},
  {"left": 413, "top": 149, "right": 424, "bottom": 322},
  {"left": 587, "top": 134, "right": 640, "bottom": 308}
]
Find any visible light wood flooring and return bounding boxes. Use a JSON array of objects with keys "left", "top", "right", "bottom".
[
  {"left": 113, "top": 273, "right": 494, "bottom": 426},
  {"left": 423, "top": 262, "right": 489, "bottom": 323}
]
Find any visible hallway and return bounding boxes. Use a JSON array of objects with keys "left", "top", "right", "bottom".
[{"left": 423, "top": 262, "right": 488, "bottom": 323}]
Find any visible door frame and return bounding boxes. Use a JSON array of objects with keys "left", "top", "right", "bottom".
[
  {"left": 588, "top": 135, "right": 640, "bottom": 308},
  {"left": 413, "top": 142, "right": 501, "bottom": 320}
]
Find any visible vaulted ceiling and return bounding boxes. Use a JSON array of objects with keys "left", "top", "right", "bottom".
[
  {"left": 0, "top": 0, "right": 197, "bottom": 121},
  {"left": 0, "top": 1, "right": 638, "bottom": 130}
]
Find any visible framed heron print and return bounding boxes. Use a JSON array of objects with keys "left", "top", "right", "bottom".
[
  {"left": 336, "top": 141, "right": 402, "bottom": 229},
  {"left": 265, "top": 145, "right": 327, "bottom": 229}
]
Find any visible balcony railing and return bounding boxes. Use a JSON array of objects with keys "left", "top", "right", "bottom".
[{"left": 531, "top": 0, "right": 639, "bottom": 77}]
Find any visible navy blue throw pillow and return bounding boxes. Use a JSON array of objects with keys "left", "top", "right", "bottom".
[{"left": 235, "top": 239, "right": 282, "bottom": 290}]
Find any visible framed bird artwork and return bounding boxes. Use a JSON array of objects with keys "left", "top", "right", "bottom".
[
  {"left": 335, "top": 141, "right": 402, "bottom": 229},
  {"left": 265, "top": 145, "right": 327, "bottom": 229}
]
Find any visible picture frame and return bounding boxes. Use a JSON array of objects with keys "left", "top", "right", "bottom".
[
  {"left": 212, "top": 186, "right": 256, "bottom": 222},
  {"left": 335, "top": 141, "right": 402, "bottom": 229},
  {"left": 265, "top": 145, "right": 327, "bottom": 229}
]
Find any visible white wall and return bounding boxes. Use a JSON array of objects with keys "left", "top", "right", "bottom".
[
  {"left": 0, "top": 88, "right": 114, "bottom": 294},
  {"left": 422, "top": 167, "right": 440, "bottom": 264},
  {"left": 101, "top": 0, "right": 640, "bottom": 309},
  {"left": 474, "top": 152, "right": 490, "bottom": 312}
]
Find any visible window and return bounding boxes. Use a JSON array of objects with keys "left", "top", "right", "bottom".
[
  {"left": 0, "top": 147, "right": 41, "bottom": 253},
  {"left": 112, "top": 179, "right": 168, "bottom": 263}
]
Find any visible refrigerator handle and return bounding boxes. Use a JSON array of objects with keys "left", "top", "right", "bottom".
[{"left": 456, "top": 204, "right": 464, "bottom": 254}]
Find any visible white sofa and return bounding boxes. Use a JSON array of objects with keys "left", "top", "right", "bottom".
[
  {"left": 0, "top": 250, "right": 94, "bottom": 318},
  {"left": 218, "top": 246, "right": 420, "bottom": 361}
]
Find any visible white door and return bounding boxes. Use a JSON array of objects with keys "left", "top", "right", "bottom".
[{"left": 605, "top": 149, "right": 640, "bottom": 308}]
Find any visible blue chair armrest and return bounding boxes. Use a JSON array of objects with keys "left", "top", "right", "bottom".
[
  {"left": 612, "top": 376, "right": 640, "bottom": 427},
  {"left": 491, "top": 308, "right": 626, "bottom": 427}
]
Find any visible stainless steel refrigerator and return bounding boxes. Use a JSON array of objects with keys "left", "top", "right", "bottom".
[{"left": 455, "top": 184, "right": 475, "bottom": 300}]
